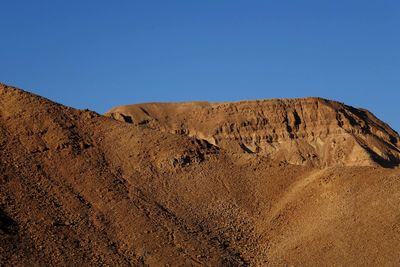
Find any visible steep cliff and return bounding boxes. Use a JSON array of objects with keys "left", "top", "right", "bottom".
[{"left": 107, "top": 98, "right": 400, "bottom": 167}]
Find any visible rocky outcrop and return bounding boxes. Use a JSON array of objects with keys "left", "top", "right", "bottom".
[{"left": 106, "top": 98, "right": 400, "bottom": 167}]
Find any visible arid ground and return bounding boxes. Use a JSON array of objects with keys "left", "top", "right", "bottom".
[{"left": 1, "top": 83, "right": 400, "bottom": 266}]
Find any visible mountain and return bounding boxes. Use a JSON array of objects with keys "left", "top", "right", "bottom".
[
  {"left": 1, "top": 83, "right": 400, "bottom": 266},
  {"left": 106, "top": 98, "right": 400, "bottom": 167}
]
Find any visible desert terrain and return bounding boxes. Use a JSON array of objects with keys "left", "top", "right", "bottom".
[{"left": 1, "top": 83, "right": 400, "bottom": 266}]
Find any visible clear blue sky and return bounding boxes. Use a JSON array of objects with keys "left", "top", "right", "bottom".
[{"left": 1, "top": 1, "right": 399, "bottom": 131}]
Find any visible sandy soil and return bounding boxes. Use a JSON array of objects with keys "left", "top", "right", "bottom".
[{"left": 1, "top": 83, "right": 400, "bottom": 266}]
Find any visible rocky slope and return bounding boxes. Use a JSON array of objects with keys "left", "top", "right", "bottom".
[
  {"left": 1, "top": 83, "right": 400, "bottom": 266},
  {"left": 107, "top": 99, "right": 400, "bottom": 167}
]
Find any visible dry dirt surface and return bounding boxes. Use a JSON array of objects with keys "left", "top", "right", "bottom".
[{"left": 1, "top": 83, "right": 400, "bottom": 266}]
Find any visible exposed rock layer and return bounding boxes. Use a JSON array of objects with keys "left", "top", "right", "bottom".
[{"left": 107, "top": 99, "right": 400, "bottom": 167}]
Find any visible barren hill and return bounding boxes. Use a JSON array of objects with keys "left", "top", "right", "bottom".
[
  {"left": 107, "top": 99, "right": 400, "bottom": 167},
  {"left": 1, "top": 83, "right": 400, "bottom": 266}
]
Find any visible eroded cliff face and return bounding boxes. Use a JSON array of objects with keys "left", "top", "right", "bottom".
[{"left": 107, "top": 98, "right": 400, "bottom": 167}]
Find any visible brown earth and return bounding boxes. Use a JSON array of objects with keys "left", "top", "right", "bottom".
[
  {"left": 1, "top": 83, "right": 400, "bottom": 266},
  {"left": 106, "top": 99, "right": 400, "bottom": 168}
]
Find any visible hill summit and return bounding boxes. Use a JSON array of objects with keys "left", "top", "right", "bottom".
[{"left": 107, "top": 98, "right": 400, "bottom": 167}]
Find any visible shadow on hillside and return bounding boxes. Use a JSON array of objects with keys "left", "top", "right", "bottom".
[{"left": 0, "top": 208, "right": 18, "bottom": 235}]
